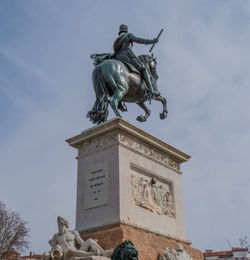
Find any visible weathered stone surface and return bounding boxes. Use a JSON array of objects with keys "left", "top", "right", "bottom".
[
  {"left": 81, "top": 225, "right": 123, "bottom": 251},
  {"left": 81, "top": 224, "right": 203, "bottom": 260}
]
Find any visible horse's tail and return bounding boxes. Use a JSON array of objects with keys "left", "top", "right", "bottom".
[{"left": 87, "top": 66, "right": 109, "bottom": 124}]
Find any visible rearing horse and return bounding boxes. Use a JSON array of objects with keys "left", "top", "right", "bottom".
[{"left": 87, "top": 54, "right": 168, "bottom": 125}]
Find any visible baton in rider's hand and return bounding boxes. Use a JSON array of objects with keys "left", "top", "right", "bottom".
[{"left": 149, "top": 29, "right": 164, "bottom": 53}]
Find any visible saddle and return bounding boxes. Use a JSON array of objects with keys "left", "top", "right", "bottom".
[{"left": 90, "top": 53, "right": 141, "bottom": 75}]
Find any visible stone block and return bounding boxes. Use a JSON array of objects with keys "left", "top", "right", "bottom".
[
  {"left": 66, "top": 118, "right": 190, "bottom": 242},
  {"left": 66, "top": 118, "right": 203, "bottom": 260}
]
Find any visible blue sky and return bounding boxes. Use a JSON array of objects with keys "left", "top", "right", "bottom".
[{"left": 1, "top": 0, "right": 250, "bottom": 254}]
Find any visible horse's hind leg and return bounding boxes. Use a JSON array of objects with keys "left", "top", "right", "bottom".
[
  {"left": 154, "top": 95, "right": 168, "bottom": 119},
  {"left": 136, "top": 101, "right": 151, "bottom": 122},
  {"left": 105, "top": 72, "right": 127, "bottom": 118},
  {"left": 110, "top": 86, "right": 127, "bottom": 118}
]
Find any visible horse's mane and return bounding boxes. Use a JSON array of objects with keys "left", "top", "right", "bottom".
[{"left": 138, "top": 54, "right": 152, "bottom": 64}]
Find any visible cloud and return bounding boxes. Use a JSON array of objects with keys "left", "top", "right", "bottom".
[{"left": 1, "top": 0, "right": 250, "bottom": 254}]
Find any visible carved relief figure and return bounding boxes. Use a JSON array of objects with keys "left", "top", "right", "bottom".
[
  {"left": 159, "top": 244, "right": 193, "bottom": 260},
  {"left": 131, "top": 174, "right": 175, "bottom": 218},
  {"left": 119, "top": 133, "right": 180, "bottom": 171},
  {"left": 43, "top": 216, "right": 112, "bottom": 260}
]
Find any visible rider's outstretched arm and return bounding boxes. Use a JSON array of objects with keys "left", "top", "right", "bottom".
[{"left": 129, "top": 33, "right": 158, "bottom": 45}]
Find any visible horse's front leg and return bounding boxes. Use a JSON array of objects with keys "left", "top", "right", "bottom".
[
  {"left": 153, "top": 95, "right": 168, "bottom": 119},
  {"left": 136, "top": 101, "right": 151, "bottom": 122}
]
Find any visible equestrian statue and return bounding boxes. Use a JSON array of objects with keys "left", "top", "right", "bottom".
[{"left": 87, "top": 24, "right": 168, "bottom": 124}]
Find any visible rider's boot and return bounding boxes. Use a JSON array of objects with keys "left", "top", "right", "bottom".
[{"left": 141, "top": 68, "right": 160, "bottom": 97}]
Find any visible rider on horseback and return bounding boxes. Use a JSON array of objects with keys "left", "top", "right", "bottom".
[
  {"left": 113, "top": 24, "right": 160, "bottom": 97},
  {"left": 87, "top": 25, "right": 168, "bottom": 124}
]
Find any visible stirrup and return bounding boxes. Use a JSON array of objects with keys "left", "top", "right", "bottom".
[
  {"left": 145, "top": 89, "right": 154, "bottom": 102},
  {"left": 153, "top": 90, "right": 161, "bottom": 96}
]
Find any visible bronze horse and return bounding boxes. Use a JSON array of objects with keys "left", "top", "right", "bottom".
[{"left": 87, "top": 54, "right": 168, "bottom": 124}]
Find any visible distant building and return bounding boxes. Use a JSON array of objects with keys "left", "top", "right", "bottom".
[
  {"left": 18, "top": 252, "right": 42, "bottom": 260},
  {"left": 204, "top": 248, "right": 250, "bottom": 260},
  {"left": 2, "top": 252, "right": 42, "bottom": 260}
]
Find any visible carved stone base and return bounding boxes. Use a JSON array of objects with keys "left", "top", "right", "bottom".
[
  {"left": 66, "top": 118, "right": 190, "bottom": 241},
  {"left": 67, "top": 118, "right": 202, "bottom": 260},
  {"left": 81, "top": 224, "right": 203, "bottom": 260}
]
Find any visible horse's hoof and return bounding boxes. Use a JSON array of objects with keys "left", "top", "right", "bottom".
[
  {"left": 137, "top": 115, "right": 146, "bottom": 122},
  {"left": 160, "top": 112, "right": 167, "bottom": 120}
]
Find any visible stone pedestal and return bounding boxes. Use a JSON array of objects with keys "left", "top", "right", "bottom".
[{"left": 66, "top": 118, "right": 202, "bottom": 260}]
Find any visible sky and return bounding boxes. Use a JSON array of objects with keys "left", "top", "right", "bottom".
[{"left": 1, "top": 0, "right": 250, "bottom": 255}]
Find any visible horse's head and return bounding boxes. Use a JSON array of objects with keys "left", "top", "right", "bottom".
[{"left": 149, "top": 54, "right": 158, "bottom": 81}]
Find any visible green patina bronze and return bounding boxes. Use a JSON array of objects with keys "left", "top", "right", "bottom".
[
  {"left": 111, "top": 240, "right": 138, "bottom": 260},
  {"left": 87, "top": 25, "right": 167, "bottom": 125}
]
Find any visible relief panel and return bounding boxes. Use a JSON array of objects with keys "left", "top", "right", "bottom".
[{"left": 130, "top": 166, "right": 175, "bottom": 218}]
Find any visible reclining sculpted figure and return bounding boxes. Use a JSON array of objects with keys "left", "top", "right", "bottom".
[
  {"left": 159, "top": 244, "right": 192, "bottom": 260},
  {"left": 43, "top": 216, "right": 112, "bottom": 260}
]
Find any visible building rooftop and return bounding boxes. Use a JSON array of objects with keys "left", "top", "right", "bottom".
[
  {"left": 204, "top": 250, "right": 233, "bottom": 257},
  {"left": 204, "top": 248, "right": 249, "bottom": 258},
  {"left": 19, "top": 252, "right": 42, "bottom": 259}
]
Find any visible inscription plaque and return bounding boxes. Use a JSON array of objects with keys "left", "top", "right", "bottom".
[{"left": 84, "top": 161, "right": 109, "bottom": 209}]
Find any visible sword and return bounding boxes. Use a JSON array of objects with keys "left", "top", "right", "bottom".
[{"left": 149, "top": 29, "right": 164, "bottom": 53}]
